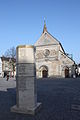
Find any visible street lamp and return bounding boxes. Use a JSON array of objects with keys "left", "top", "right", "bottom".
[
  {"left": 9, "top": 58, "right": 12, "bottom": 77},
  {"left": 9, "top": 58, "right": 15, "bottom": 78}
]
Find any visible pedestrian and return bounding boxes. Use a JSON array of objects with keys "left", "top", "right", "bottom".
[{"left": 6, "top": 74, "right": 9, "bottom": 81}]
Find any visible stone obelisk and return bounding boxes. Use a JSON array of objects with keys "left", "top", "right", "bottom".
[{"left": 11, "top": 45, "right": 41, "bottom": 115}]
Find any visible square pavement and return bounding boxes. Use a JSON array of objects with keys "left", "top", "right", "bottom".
[{"left": 0, "top": 77, "right": 80, "bottom": 120}]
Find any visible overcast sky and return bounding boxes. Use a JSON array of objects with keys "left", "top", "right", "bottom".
[{"left": 0, "top": 0, "right": 80, "bottom": 63}]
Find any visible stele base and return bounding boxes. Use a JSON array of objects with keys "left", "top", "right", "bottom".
[{"left": 11, "top": 102, "right": 42, "bottom": 115}]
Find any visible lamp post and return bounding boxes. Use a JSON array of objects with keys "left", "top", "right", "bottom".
[
  {"left": 9, "top": 58, "right": 15, "bottom": 77},
  {"left": 9, "top": 58, "right": 12, "bottom": 77}
]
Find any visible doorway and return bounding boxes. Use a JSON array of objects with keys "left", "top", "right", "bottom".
[
  {"left": 39, "top": 65, "right": 48, "bottom": 78},
  {"left": 42, "top": 70, "right": 48, "bottom": 78},
  {"left": 65, "top": 67, "right": 69, "bottom": 78}
]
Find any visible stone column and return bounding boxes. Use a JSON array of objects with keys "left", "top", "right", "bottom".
[{"left": 11, "top": 45, "right": 41, "bottom": 115}]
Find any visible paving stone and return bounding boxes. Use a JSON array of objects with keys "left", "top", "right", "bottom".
[{"left": 0, "top": 78, "right": 80, "bottom": 119}]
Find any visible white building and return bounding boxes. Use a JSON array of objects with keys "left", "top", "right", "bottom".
[
  {"left": 35, "top": 23, "right": 75, "bottom": 78},
  {"left": 1, "top": 56, "right": 16, "bottom": 78}
]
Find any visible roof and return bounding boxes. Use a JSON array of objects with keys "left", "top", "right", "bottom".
[{"left": 1, "top": 56, "right": 16, "bottom": 62}]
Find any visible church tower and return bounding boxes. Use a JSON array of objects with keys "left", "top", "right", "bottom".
[{"left": 43, "top": 20, "right": 47, "bottom": 33}]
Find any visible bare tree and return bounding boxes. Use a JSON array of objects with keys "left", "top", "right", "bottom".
[{"left": 4, "top": 46, "right": 16, "bottom": 58}]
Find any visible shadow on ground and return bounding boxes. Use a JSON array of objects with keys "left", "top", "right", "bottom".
[{"left": 0, "top": 78, "right": 80, "bottom": 120}]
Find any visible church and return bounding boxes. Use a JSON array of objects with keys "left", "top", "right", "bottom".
[{"left": 34, "top": 22, "right": 75, "bottom": 78}]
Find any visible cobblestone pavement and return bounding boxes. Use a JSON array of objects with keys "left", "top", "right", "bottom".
[{"left": 0, "top": 78, "right": 80, "bottom": 120}]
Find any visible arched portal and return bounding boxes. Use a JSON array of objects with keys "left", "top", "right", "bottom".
[
  {"left": 39, "top": 65, "right": 48, "bottom": 78},
  {"left": 65, "top": 67, "right": 69, "bottom": 78},
  {"left": 42, "top": 69, "right": 48, "bottom": 78}
]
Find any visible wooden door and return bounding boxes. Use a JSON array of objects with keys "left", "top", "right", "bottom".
[
  {"left": 42, "top": 70, "right": 48, "bottom": 78},
  {"left": 65, "top": 68, "right": 69, "bottom": 78}
]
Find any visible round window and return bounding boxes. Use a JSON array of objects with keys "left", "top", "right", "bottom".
[{"left": 44, "top": 49, "right": 50, "bottom": 57}]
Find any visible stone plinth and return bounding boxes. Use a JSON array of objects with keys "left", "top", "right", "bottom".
[{"left": 11, "top": 45, "right": 41, "bottom": 115}]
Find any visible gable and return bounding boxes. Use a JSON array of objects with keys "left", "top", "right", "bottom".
[
  {"left": 60, "top": 51, "right": 74, "bottom": 65},
  {"left": 34, "top": 31, "right": 59, "bottom": 46}
]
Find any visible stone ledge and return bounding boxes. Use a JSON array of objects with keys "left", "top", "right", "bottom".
[{"left": 11, "top": 102, "right": 42, "bottom": 115}]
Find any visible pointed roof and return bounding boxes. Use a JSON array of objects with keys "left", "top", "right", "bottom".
[{"left": 43, "top": 20, "right": 47, "bottom": 33}]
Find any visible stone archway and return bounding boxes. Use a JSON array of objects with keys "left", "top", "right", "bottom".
[
  {"left": 39, "top": 65, "right": 48, "bottom": 78},
  {"left": 42, "top": 69, "right": 48, "bottom": 78},
  {"left": 65, "top": 67, "right": 69, "bottom": 78}
]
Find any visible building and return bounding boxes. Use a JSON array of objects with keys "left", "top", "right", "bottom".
[
  {"left": 0, "top": 58, "right": 2, "bottom": 77},
  {"left": 34, "top": 23, "right": 75, "bottom": 78},
  {"left": 77, "top": 64, "right": 80, "bottom": 76},
  {"left": 1, "top": 56, "right": 16, "bottom": 77}
]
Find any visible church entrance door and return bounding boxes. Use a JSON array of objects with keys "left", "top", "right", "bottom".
[
  {"left": 42, "top": 70, "right": 48, "bottom": 78},
  {"left": 65, "top": 68, "right": 69, "bottom": 78}
]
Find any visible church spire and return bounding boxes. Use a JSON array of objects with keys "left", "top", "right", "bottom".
[{"left": 43, "top": 19, "right": 47, "bottom": 33}]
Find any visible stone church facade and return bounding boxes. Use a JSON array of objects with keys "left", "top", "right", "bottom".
[{"left": 34, "top": 23, "right": 75, "bottom": 78}]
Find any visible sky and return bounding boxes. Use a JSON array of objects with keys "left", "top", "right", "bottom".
[{"left": 0, "top": 0, "right": 80, "bottom": 63}]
